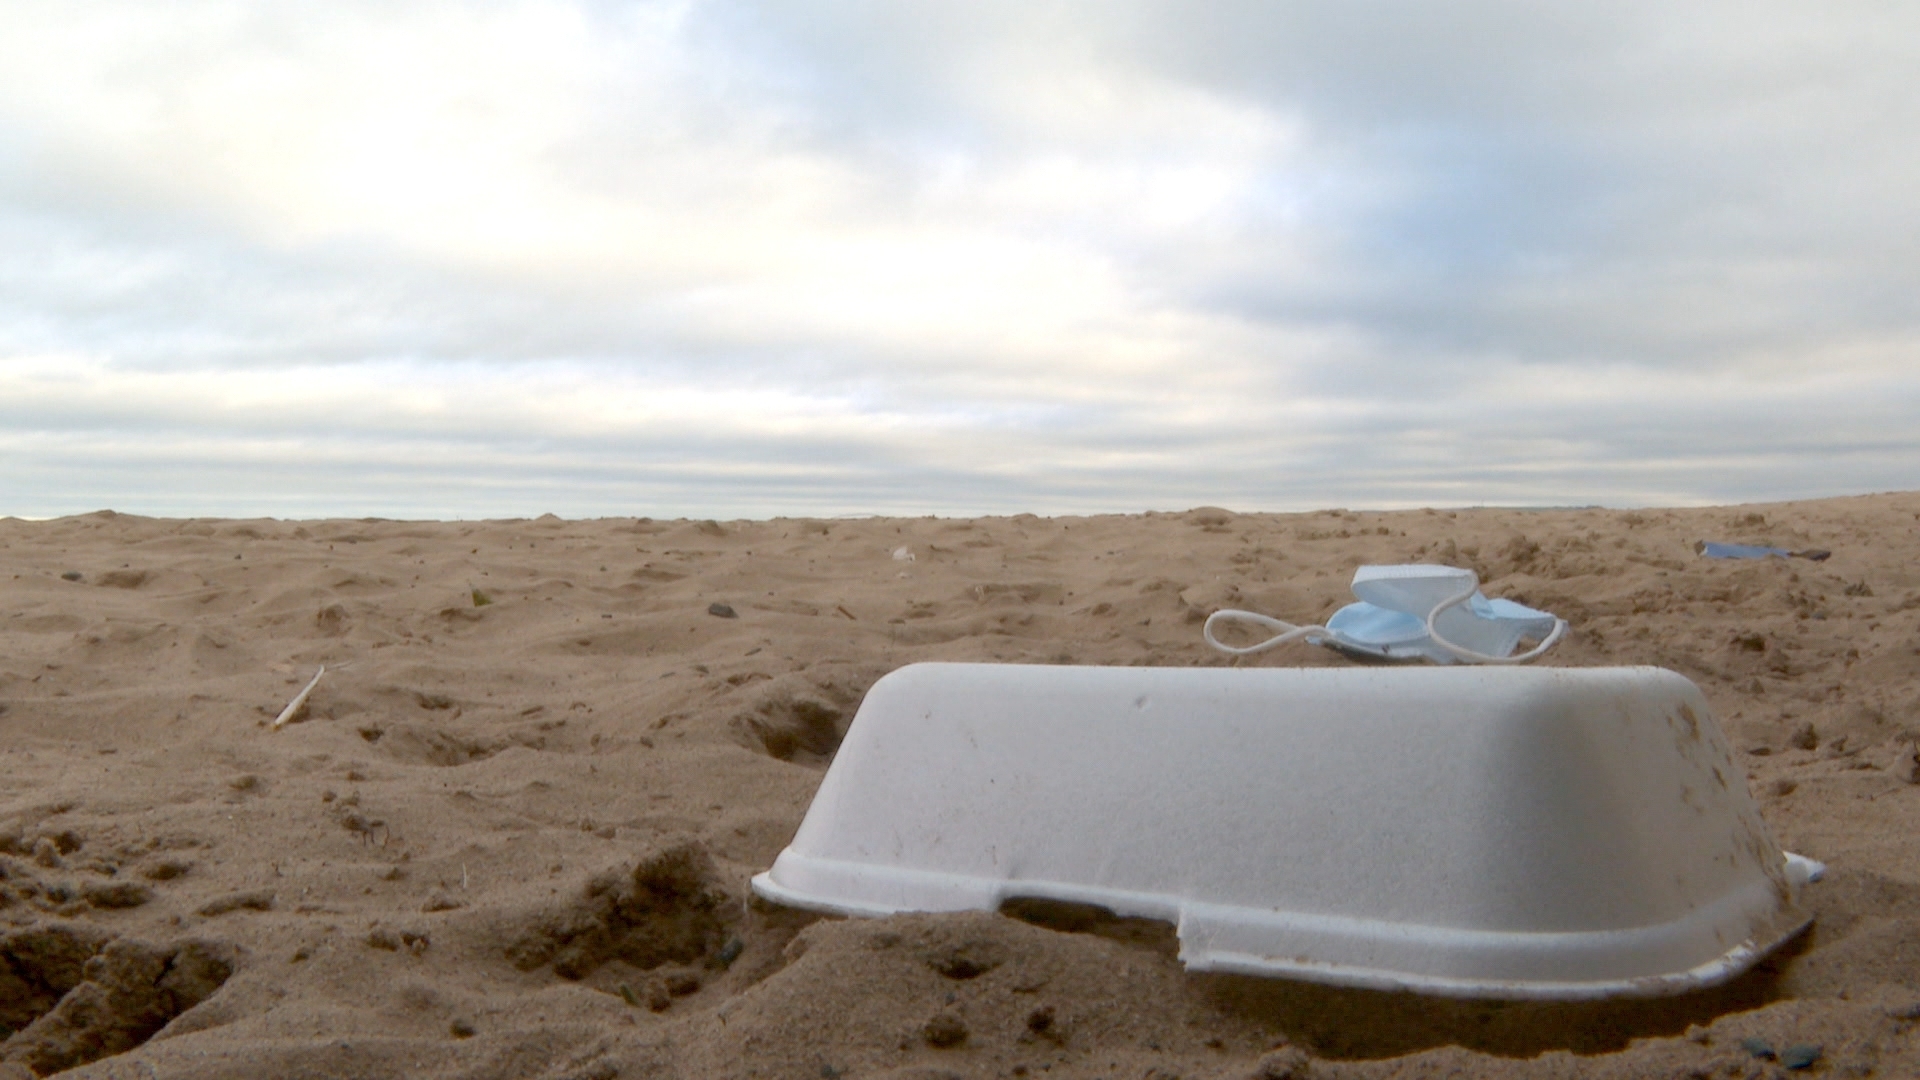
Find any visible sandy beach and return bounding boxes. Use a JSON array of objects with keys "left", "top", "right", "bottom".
[{"left": 3, "top": 493, "right": 1918, "bottom": 1079}]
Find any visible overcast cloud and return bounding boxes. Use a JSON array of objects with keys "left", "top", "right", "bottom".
[{"left": 2, "top": 0, "right": 1915, "bottom": 518}]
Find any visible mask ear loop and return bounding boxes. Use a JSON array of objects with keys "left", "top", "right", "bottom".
[
  {"left": 1423, "top": 572, "right": 1568, "bottom": 664},
  {"left": 1202, "top": 609, "right": 1330, "bottom": 656}
]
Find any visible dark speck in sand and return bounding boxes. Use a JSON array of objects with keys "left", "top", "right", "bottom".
[
  {"left": 922, "top": 1012, "right": 967, "bottom": 1048},
  {"left": 707, "top": 603, "right": 738, "bottom": 619}
]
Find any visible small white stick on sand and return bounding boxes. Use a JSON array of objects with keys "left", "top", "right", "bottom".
[{"left": 272, "top": 666, "right": 326, "bottom": 729}]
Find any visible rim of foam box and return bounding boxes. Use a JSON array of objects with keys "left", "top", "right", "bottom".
[{"left": 752, "top": 663, "right": 1817, "bottom": 1000}]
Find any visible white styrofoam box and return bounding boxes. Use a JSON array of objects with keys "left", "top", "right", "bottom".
[{"left": 752, "top": 663, "right": 1818, "bottom": 1000}]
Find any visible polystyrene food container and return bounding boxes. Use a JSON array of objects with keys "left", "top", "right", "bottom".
[{"left": 752, "top": 663, "right": 1818, "bottom": 1000}]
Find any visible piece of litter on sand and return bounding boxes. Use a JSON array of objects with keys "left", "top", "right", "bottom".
[
  {"left": 1780, "top": 1044, "right": 1823, "bottom": 1070},
  {"left": 1695, "top": 541, "right": 1831, "bottom": 561},
  {"left": 272, "top": 666, "right": 327, "bottom": 729}
]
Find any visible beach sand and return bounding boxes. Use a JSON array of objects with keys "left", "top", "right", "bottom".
[{"left": 3, "top": 493, "right": 1918, "bottom": 1079}]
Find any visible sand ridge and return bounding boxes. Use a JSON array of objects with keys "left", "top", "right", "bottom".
[{"left": 1, "top": 495, "right": 1918, "bottom": 1078}]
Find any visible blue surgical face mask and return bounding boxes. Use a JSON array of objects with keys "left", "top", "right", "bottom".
[{"left": 1203, "top": 564, "right": 1566, "bottom": 665}]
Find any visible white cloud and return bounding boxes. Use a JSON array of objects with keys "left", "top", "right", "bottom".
[{"left": 0, "top": 0, "right": 1916, "bottom": 517}]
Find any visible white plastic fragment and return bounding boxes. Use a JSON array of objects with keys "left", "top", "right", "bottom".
[
  {"left": 271, "top": 665, "right": 326, "bottom": 729},
  {"left": 754, "top": 662, "right": 1818, "bottom": 1000}
]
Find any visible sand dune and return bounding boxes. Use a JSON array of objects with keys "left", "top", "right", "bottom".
[{"left": 3, "top": 494, "right": 1918, "bottom": 1078}]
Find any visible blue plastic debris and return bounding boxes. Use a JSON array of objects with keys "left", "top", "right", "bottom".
[
  {"left": 1781, "top": 1044, "right": 1824, "bottom": 1070},
  {"left": 1695, "top": 541, "right": 1831, "bottom": 561}
]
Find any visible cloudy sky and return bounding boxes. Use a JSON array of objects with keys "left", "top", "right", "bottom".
[{"left": 2, "top": 1, "right": 1915, "bottom": 519}]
